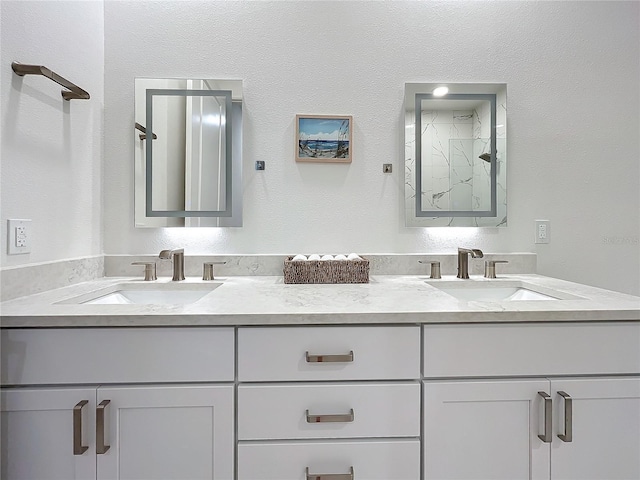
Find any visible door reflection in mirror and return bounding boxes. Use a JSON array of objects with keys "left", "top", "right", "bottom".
[{"left": 134, "top": 79, "right": 243, "bottom": 228}]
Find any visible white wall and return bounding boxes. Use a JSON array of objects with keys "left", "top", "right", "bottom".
[
  {"left": 1, "top": 0, "right": 104, "bottom": 266},
  {"left": 104, "top": 1, "right": 639, "bottom": 295}
]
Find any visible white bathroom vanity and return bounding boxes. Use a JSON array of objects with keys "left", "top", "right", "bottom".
[{"left": 1, "top": 274, "right": 639, "bottom": 480}]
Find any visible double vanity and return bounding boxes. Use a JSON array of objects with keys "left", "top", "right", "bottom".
[{"left": 1, "top": 262, "right": 639, "bottom": 480}]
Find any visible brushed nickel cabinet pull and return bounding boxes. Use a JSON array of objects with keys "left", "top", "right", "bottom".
[
  {"left": 96, "top": 399, "right": 111, "bottom": 454},
  {"left": 557, "top": 391, "right": 573, "bottom": 442},
  {"left": 306, "top": 466, "right": 354, "bottom": 480},
  {"left": 538, "top": 391, "right": 552, "bottom": 443},
  {"left": 306, "top": 408, "right": 355, "bottom": 423},
  {"left": 73, "top": 400, "right": 89, "bottom": 455},
  {"left": 305, "top": 351, "right": 354, "bottom": 363}
]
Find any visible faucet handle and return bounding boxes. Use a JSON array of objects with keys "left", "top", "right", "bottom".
[
  {"left": 131, "top": 262, "right": 157, "bottom": 281},
  {"left": 484, "top": 260, "right": 508, "bottom": 279},
  {"left": 419, "top": 260, "right": 441, "bottom": 279},
  {"left": 203, "top": 261, "right": 226, "bottom": 281}
]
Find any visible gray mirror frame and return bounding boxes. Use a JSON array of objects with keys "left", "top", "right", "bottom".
[
  {"left": 145, "top": 89, "right": 233, "bottom": 218},
  {"left": 404, "top": 82, "right": 507, "bottom": 228},
  {"left": 415, "top": 93, "right": 497, "bottom": 217},
  {"left": 134, "top": 78, "right": 243, "bottom": 228}
]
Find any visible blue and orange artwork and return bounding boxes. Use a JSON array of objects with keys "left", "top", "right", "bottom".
[{"left": 297, "top": 117, "right": 350, "bottom": 160}]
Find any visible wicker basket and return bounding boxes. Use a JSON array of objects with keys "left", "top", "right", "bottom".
[{"left": 283, "top": 256, "right": 369, "bottom": 284}]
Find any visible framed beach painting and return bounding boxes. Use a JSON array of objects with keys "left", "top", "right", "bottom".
[{"left": 296, "top": 114, "right": 352, "bottom": 163}]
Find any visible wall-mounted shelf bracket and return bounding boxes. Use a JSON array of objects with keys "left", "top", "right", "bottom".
[{"left": 11, "top": 61, "right": 90, "bottom": 101}]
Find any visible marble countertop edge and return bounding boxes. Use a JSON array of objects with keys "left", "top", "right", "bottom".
[{"left": 1, "top": 274, "right": 639, "bottom": 328}]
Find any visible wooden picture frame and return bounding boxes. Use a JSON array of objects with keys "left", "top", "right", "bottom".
[{"left": 296, "top": 114, "right": 352, "bottom": 163}]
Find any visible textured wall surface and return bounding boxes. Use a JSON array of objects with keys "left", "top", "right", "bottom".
[
  {"left": 1, "top": 1, "right": 104, "bottom": 267},
  {"left": 104, "top": 1, "right": 639, "bottom": 295},
  {"left": 3, "top": 2, "right": 638, "bottom": 296}
]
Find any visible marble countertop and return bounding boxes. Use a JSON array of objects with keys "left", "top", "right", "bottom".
[{"left": 1, "top": 274, "right": 639, "bottom": 327}]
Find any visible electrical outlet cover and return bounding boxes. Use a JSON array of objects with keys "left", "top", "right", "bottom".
[
  {"left": 535, "top": 220, "right": 550, "bottom": 244},
  {"left": 7, "top": 219, "right": 32, "bottom": 254}
]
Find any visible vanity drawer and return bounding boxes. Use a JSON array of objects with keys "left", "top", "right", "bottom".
[
  {"left": 238, "top": 326, "right": 420, "bottom": 381},
  {"left": 238, "top": 382, "right": 420, "bottom": 440},
  {"left": 238, "top": 439, "right": 420, "bottom": 480},
  {"left": 423, "top": 322, "right": 640, "bottom": 378},
  {"left": 1, "top": 327, "right": 235, "bottom": 385}
]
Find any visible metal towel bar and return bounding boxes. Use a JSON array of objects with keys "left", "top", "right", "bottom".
[
  {"left": 134, "top": 122, "right": 157, "bottom": 140},
  {"left": 11, "top": 62, "right": 90, "bottom": 101}
]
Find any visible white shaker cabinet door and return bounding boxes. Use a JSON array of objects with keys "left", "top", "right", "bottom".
[
  {"left": 96, "top": 385, "right": 234, "bottom": 480},
  {"left": 550, "top": 377, "right": 640, "bottom": 480},
  {"left": 423, "top": 379, "right": 551, "bottom": 480},
  {"left": 1, "top": 387, "right": 97, "bottom": 480}
]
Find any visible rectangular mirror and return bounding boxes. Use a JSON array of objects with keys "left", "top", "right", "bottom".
[
  {"left": 134, "top": 78, "right": 243, "bottom": 227},
  {"left": 404, "top": 83, "right": 506, "bottom": 227}
]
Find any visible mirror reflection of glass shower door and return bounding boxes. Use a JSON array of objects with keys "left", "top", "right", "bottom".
[
  {"left": 184, "top": 80, "right": 227, "bottom": 227},
  {"left": 151, "top": 91, "right": 187, "bottom": 226}
]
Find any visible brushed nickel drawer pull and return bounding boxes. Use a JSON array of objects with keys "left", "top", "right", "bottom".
[
  {"left": 557, "top": 391, "right": 573, "bottom": 442},
  {"left": 306, "top": 466, "right": 354, "bottom": 480},
  {"left": 538, "top": 391, "right": 552, "bottom": 443},
  {"left": 305, "top": 351, "right": 354, "bottom": 363},
  {"left": 73, "top": 400, "right": 89, "bottom": 455},
  {"left": 306, "top": 408, "right": 355, "bottom": 423},
  {"left": 96, "top": 399, "right": 111, "bottom": 454}
]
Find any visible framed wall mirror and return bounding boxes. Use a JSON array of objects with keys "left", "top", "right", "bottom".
[
  {"left": 404, "top": 83, "right": 506, "bottom": 227},
  {"left": 134, "top": 78, "right": 243, "bottom": 227}
]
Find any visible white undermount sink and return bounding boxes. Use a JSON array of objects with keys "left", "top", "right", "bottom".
[
  {"left": 426, "top": 280, "right": 580, "bottom": 302},
  {"left": 58, "top": 282, "right": 222, "bottom": 305}
]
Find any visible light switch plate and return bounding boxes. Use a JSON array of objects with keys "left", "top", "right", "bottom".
[{"left": 7, "top": 219, "right": 32, "bottom": 254}]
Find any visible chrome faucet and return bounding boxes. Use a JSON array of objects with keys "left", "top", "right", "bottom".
[
  {"left": 159, "top": 248, "right": 185, "bottom": 281},
  {"left": 457, "top": 247, "right": 484, "bottom": 279}
]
